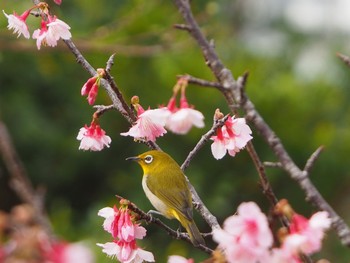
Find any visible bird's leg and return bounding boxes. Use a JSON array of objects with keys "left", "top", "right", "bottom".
[{"left": 147, "top": 209, "right": 163, "bottom": 216}]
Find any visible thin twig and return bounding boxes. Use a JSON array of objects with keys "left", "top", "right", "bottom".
[
  {"left": 115, "top": 195, "right": 213, "bottom": 254},
  {"left": 180, "top": 115, "right": 229, "bottom": 230},
  {"left": 303, "top": 146, "right": 324, "bottom": 174},
  {"left": 177, "top": 74, "right": 224, "bottom": 90},
  {"left": 181, "top": 115, "right": 229, "bottom": 171},
  {"left": 173, "top": 23, "right": 192, "bottom": 32},
  {"left": 106, "top": 53, "right": 116, "bottom": 73},
  {"left": 337, "top": 52, "right": 350, "bottom": 68},
  {"left": 264, "top": 162, "right": 283, "bottom": 168},
  {"left": 93, "top": 104, "right": 115, "bottom": 117}
]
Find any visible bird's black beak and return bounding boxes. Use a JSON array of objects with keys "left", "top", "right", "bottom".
[{"left": 126, "top": 156, "right": 140, "bottom": 162}]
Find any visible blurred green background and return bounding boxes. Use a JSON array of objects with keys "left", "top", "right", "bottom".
[{"left": 1, "top": 0, "right": 350, "bottom": 261}]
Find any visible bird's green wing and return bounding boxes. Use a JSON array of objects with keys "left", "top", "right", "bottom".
[{"left": 146, "top": 171, "right": 193, "bottom": 221}]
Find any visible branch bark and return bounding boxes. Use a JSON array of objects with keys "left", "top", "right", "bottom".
[
  {"left": 0, "top": 120, "right": 53, "bottom": 236},
  {"left": 172, "top": 0, "right": 350, "bottom": 246}
]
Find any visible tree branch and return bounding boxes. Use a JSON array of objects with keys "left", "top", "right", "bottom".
[
  {"left": 0, "top": 120, "right": 53, "bottom": 236},
  {"left": 172, "top": 0, "right": 350, "bottom": 246},
  {"left": 115, "top": 195, "right": 213, "bottom": 254}
]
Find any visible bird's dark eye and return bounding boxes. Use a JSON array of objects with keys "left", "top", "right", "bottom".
[{"left": 144, "top": 155, "right": 153, "bottom": 164}]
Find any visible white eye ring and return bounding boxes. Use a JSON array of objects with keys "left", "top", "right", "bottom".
[{"left": 144, "top": 155, "right": 153, "bottom": 164}]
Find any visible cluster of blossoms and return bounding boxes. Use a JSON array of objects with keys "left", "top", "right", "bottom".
[
  {"left": 77, "top": 119, "right": 111, "bottom": 151},
  {"left": 3, "top": 2, "right": 71, "bottom": 50},
  {"left": 77, "top": 76, "right": 206, "bottom": 151},
  {"left": 121, "top": 77, "right": 205, "bottom": 141},
  {"left": 170, "top": 200, "right": 331, "bottom": 263},
  {"left": 77, "top": 69, "right": 112, "bottom": 151},
  {"left": 76, "top": 75, "right": 254, "bottom": 161},
  {"left": 97, "top": 200, "right": 155, "bottom": 263},
  {"left": 0, "top": 204, "right": 94, "bottom": 263}
]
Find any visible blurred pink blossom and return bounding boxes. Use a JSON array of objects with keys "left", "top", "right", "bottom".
[{"left": 213, "top": 202, "right": 272, "bottom": 263}]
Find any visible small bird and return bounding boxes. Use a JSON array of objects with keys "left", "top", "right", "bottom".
[{"left": 126, "top": 150, "right": 205, "bottom": 246}]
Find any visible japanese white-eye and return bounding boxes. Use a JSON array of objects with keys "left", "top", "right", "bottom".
[{"left": 126, "top": 150, "right": 205, "bottom": 246}]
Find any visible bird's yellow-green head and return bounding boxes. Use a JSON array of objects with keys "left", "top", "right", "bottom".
[{"left": 126, "top": 150, "right": 178, "bottom": 176}]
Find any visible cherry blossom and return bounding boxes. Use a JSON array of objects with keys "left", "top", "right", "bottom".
[
  {"left": 3, "top": 10, "right": 31, "bottom": 39},
  {"left": 213, "top": 202, "right": 273, "bottom": 263},
  {"left": 168, "top": 255, "right": 194, "bottom": 263},
  {"left": 98, "top": 200, "right": 154, "bottom": 262},
  {"left": 165, "top": 95, "right": 204, "bottom": 135},
  {"left": 283, "top": 211, "right": 331, "bottom": 255},
  {"left": 97, "top": 240, "right": 154, "bottom": 263},
  {"left": 44, "top": 242, "right": 94, "bottom": 263},
  {"left": 77, "top": 122, "right": 111, "bottom": 151},
  {"left": 98, "top": 206, "right": 146, "bottom": 242},
  {"left": 32, "top": 16, "right": 71, "bottom": 50},
  {"left": 121, "top": 103, "right": 170, "bottom": 142},
  {"left": 211, "top": 115, "right": 252, "bottom": 159}
]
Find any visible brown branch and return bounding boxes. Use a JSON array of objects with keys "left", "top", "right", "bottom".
[
  {"left": 181, "top": 115, "right": 229, "bottom": 171},
  {"left": 337, "top": 52, "right": 350, "bottom": 68},
  {"left": 172, "top": 0, "right": 350, "bottom": 247},
  {"left": 303, "top": 146, "right": 324, "bottom": 174},
  {"left": 0, "top": 120, "right": 53, "bottom": 236},
  {"left": 115, "top": 195, "right": 213, "bottom": 254},
  {"left": 180, "top": 115, "right": 229, "bottom": 230}
]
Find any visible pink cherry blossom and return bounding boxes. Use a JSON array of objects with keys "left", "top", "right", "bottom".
[
  {"left": 32, "top": 16, "right": 71, "bottom": 50},
  {"left": 97, "top": 240, "right": 154, "bottom": 263},
  {"left": 3, "top": 10, "right": 31, "bottom": 39},
  {"left": 54, "top": 0, "right": 62, "bottom": 5},
  {"left": 98, "top": 206, "right": 146, "bottom": 242},
  {"left": 268, "top": 248, "right": 301, "bottom": 263},
  {"left": 47, "top": 16, "right": 72, "bottom": 42},
  {"left": 121, "top": 106, "right": 170, "bottom": 142},
  {"left": 165, "top": 96, "right": 204, "bottom": 134},
  {"left": 77, "top": 122, "right": 111, "bottom": 151},
  {"left": 283, "top": 211, "right": 331, "bottom": 255},
  {"left": 43, "top": 241, "right": 94, "bottom": 263},
  {"left": 168, "top": 255, "right": 194, "bottom": 263},
  {"left": 213, "top": 202, "right": 273, "bottom": 263},
  {"left": 211, "top": 116, "right": 252, "bottom": 159},
  {"left": 98, "top": 206, "right": 120, "bottom": 235},
  {"left": 32, "top": 20, "right": 55, "bottom": 50}
]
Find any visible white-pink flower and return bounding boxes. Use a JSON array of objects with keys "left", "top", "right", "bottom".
[
  {"left": 98, "top": 206, "right": 146, "bottom": 242},
  {"left": 121, "top": 107, "right": 170, "bottom": 142},
  {"left": 47, "top": 16, "right": 72, "bottom": 41},
  {"left": 211, "top": 116, "right": 252, "bottom": 159},
  {"left": 165, "top": 96, "right": 204, "bottom": 135},
  {"left": 168, "top": 255, "right": 194, "bottom": 263},
  {"left": 61, "top": 242, "right": 95, "bottom": 263},
  {"left": 42, "top": 241, "right": 94, "bottom": 263},
  {"left": 213, "top": 202, "right": 273, "bottom": 263},
  {"left": 268, "top": 247, "right": 301, "bottom": 263},
  {"left": 98, "top": 206, "right": 120, "bottom": 235},
  {"left": 3, "top": 10, "right": 31, "bottom": 39},
  {"left": 97, "top": 240, "right": 154, "bottom": 263},
  {"left": 77, "top": 122, "right": 111, "bottom": 151},
  {"left": 32, "top": 16, "right": 71, "bottom": 50},
  {"left": 283, "top": 211, "right": 331, "bottom": 255}
]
